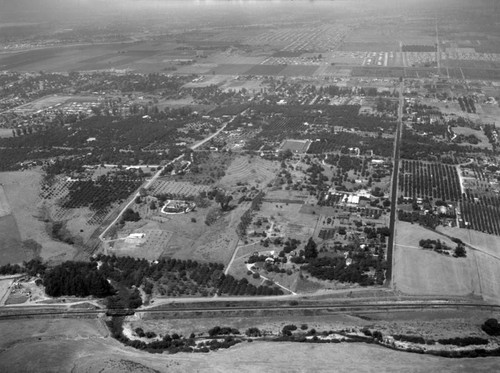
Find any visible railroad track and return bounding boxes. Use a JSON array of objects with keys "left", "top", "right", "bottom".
[{"left": 1, "top": 301, "right": 499, "bottom": 320}]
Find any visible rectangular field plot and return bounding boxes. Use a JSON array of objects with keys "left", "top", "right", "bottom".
[
  {"left": 207, "top": 64, "right": 256, "bottom": 75},
  {"left": 394, "top": 244, "right": 480, "bottom": 296},
  {"left": 280, "top": 139, "right": 312, "bottom": 153},
  {"left": 148, "top": 180, "right": 211, "bottom": 197},
  {"left": 339, "top": 42, "right": 399, "bottom": 52},
  {"left": 462, "top": 68, "right": 500, "bottom": 81},
  {"left": 394, "top": 222, "right": 481, "bottom": 296},
  {"left": 351, "top": 66, "right": 404, "bottom": 78},
  {"left": 245, "top": 64, "right": 287, "bottom": 76},
  {"left": 278, "top": 65, "right": 319, "bottom": 77},
  {"left": 404, "top": 68, "right": 439, "bottom": 79}
]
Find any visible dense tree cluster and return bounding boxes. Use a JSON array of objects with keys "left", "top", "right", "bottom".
[
  {"left": 0, "top": 259, "right": 46, "bottom": 276},
  {"left": 401, "top": 129, "right": 489, "bottom": 162},
  {"left": 43, "top": 261, "right": 114, "bottom": 298},
  {"left": 482, "top": 319, "right": 500, "bottom": 336},
  {"left": 0, "top": 113, "right": 212, "bottom": 170},
  {"left": 63, "top": 175, "right": 143, "bottom": 212},
  {"left": 398, "top": 210, "right": 441, "bottom": 229},
  {"left": 237, "top": 191, "right": 265, "bottom": 237},
  {"left": 302, "top": 250, "right": 386, "bottom": 286},
  {"left": 107, "top": 317, "right": 242, "bottom": 354},
  {"left": 96, "top": 255, "right": 282, "bottom": 297},
  {"left": 121, "top": 208, "right": 141, "bottom": 223}
]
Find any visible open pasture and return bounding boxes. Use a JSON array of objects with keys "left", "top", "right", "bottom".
[
  {"left": 0, "top": 215, "right": 25, "bottom": 266},
  {"left": 278, "top": 65, "right": 318, "bottom": 77},
  {"left": 452, "top": 126, "right": 491, "bottom": 149},
  {"left": 1, "top": 171, "right": 77, "bottom": 263},
  {"left": 0, "top": 42, "right": 198, "bottom": 73},
  {"left": 436, "top": 226, "right": 500, "bottom": 259},
  {"left": 219, "top": 156, "right": 277, "bottom": 188},
  {"left": 208, "top": 54, "right": 266, "bottom": 65},
  {"left": 394, "top": 222, "right": 481, "bottom": 297},
  {"left": 245, "top": 64, "right": 287, "bottom": 76},
  {"left": 206, "top": 64, "right": 255, "bottom": 75},
  {"left": 257, "top": 201, "right": 318, "bottom": 240},
  {"left": 0, "top": 186, "right": 12, "bottom": 217}
]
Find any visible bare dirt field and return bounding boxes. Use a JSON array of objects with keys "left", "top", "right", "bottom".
[
  {"left": 2, "top": 316, "right": 500, "bottom": 373},
  {"left": 0, "top": 171, "right": 77, "bottom": 264}
]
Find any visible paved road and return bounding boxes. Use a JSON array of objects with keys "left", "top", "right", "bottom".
[{"left": 386, "top": 80, "right": 405, "bottom": 286}]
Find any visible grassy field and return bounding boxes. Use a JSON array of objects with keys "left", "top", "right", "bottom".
[
  {"left": 436, "top": 226, "right": 500, "bottom": 259},
  {"left": 0, "top": 215, "right": 25, "bottom": 266},
  {"left": 219, "top": 156, "right": 278, "bottom": 189},
  {"left": 0, "top": 186, "right": 12, "bottom": 217},
  {"left": 245, "top": 64, "right": 287, "bottom": 76},
  {"left": 108, "top": 227, "right": 173, "bottom": 261},
  {"left": 2, "top": 315, "right": 500, "bottom": 373},
  {"left": 394, "top": 222, "right": 481, "bottom": 297},
  {"left": 0, "top": 278, "right": 14, "bottom": 306},
  {"left": 0, "top": 171, "right": 77, "bottom": 264},
  {"left": 280, "top": 139, "right": 311, "bottom": 153}
]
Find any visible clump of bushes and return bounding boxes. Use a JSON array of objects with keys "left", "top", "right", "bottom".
[{"left": 482, "top": 319, "right": 500, "bottom": 336}]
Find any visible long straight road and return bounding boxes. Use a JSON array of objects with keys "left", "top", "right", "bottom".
[{"left": 386, "top": 80, "right": 405, "bottom": 286}]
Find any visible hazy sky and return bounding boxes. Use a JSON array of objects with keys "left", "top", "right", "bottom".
[{"left": 0, "top": 0, "right": 491, "bottom": 26}]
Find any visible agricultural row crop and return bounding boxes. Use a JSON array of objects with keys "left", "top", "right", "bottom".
[
  {"left": 460, "top": 201, "right": 500, "bottom": 235},
  {"left": 149, "top": 180, "right": 210, "bottom": 198},
  {"left": 62, "top": 176, "right": 143, "bottom": 212},
  {"left": 399, "top": 160, "right": 462, "bottom": 202}
]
